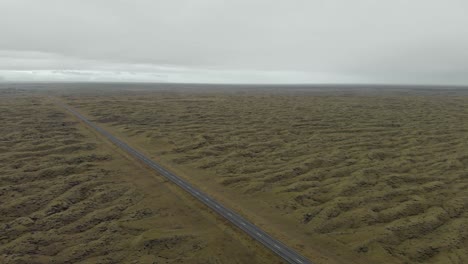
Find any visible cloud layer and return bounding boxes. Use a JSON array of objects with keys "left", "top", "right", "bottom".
[{"left": 1, "top": 0, "right": 467, "bottom": 84}]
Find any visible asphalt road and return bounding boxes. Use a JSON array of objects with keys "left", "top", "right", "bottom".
[{"left": 58, "top": 101, "right": 313, "bottom": 264}]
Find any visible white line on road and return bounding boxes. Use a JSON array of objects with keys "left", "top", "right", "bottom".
[
  {"left": 274, "top": 244, "right": 281, "bottom": 249},
  {"left": 296, "top": 258, "right": 303, "bottom": 264}
]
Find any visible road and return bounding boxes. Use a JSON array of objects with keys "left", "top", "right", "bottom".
[{"left": 58, "top": 101, "right": 313, "bottom": 264}]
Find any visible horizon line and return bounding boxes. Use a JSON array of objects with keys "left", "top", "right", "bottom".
[{"left": 1, "top": 81, "right": 468, "bottom": 89}]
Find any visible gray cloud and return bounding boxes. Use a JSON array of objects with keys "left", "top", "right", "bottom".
[{"left": 1, "top": 0, "right": 468, "bottom": 84}]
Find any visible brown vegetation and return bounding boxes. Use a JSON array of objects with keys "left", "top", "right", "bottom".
[
  {"left": 0, "top": 94, "right": 278, "bottom": 264},
  {"left": 64, "top": 88, "right": 468, "bottom": 264}
]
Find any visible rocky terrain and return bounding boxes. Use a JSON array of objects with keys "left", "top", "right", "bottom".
[
  {"left": 65, "top": 88, "right": 468, "bottom": 263},
  {"left": 0, "top": 94, "right": 277, "bottom": 264}
]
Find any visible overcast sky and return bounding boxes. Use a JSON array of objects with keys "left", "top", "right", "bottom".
[{"left": 1, "top": 0, "right": 467, "bottom": 84}]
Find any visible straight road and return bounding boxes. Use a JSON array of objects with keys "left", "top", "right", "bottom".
[{"left": 57, "top": 101, "right": 313, "bottom": 264}]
